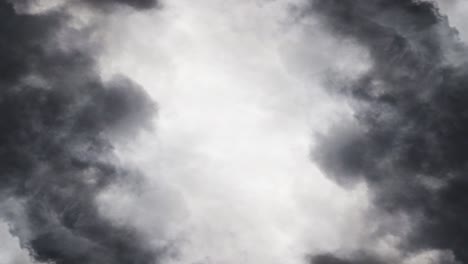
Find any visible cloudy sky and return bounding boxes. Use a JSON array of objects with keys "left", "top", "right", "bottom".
[{"left": 1, "top": 0, "right": 468, "bottom": 264}]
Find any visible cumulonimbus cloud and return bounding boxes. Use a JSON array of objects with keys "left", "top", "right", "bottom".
[
  {"left": 308, "top": 0, "right": 468, "bottom": 263},
  {"left": 0, "top": 1, "right": 160, "bottom": 263},
  {"left": 4, "top": 0, "right": 468, "bottom": 264}
]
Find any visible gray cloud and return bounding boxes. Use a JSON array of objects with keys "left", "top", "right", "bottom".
[
  {"left": 310, "top": 253, "right": 385, "bottom": 264},
  {"left": 0, "top": 1, "right": 161, "bottom": 263},
  {"left": 82, "top": 0, "right": 159, "bottom": 10},
  {"left": 308, "top": 0, "right": 468, "bottom": 263}
]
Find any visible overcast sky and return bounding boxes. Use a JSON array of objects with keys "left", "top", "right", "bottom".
[{"left": 2, "top": 1, "right": 468, "bottom": 264}]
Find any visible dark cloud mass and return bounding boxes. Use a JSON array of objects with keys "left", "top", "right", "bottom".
[
  {"left": 309, "top": 0, "right": 468, "bottom": 263},
  {"left": 0, "top": 0, "right": 159, "bottom": 263},
  {"left": 310, "top": 253, "right": 384, "bottom": 264},
  {"left": 83, "top": 0, "right": 159, "bottom": 10}
]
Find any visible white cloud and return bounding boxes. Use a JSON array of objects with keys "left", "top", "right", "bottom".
[
  {"left": 0, "top": 221, "right": 35, "bottom": 264},
  {"left": 96, "top": 1, "right": 373, "bottom": 263},
  {"left": 433, "top": 0, "right": 468, "bottom": 42}
]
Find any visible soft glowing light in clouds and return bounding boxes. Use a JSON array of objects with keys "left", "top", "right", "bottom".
[
  {"left": 0, "top": 221, "right": 34, "bottom": 264},
  {"left": 97, "top": 1, "right": 371, "bottom": 263},
  {"left": 434, "top": 0, "right": 468, "bottom": 41}
]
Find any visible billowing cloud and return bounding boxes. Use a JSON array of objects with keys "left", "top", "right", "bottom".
[
  {"left": 82, "top": 0, "right": 159, "bottom": 10},
  {"left": 96, "top": 1, "right": 373, "bottom": 263},
  {"left": 0, "top": 1, "right": 160, "bottom": 263},
  {"left": 5, "top": 0, "right": 468, "bottom": 264},
  {"left": 309, "top": 0, "right": 468, "bottom": 263},
  {"left": 311, "top": 253, "right": 385, "bottom": 264}
]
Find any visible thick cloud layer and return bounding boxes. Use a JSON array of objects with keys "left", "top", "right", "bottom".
[
  {"left": 309, "top": 0, "right": 468, "bottom": 263},
  {"left": 83, "top": 0, "right": 158, "bottom": 10},
  {"left": 10, "top": 0, "right": 468, "bottom": 263},
  {"left": 0, "top": 1, "right": 159, "bottom": 263},
  {"left": 96, "top": 1, "right": 376, "bottom": 263},
  {"left": 311, "top": 253, "right": 384, "bottom": 264}
]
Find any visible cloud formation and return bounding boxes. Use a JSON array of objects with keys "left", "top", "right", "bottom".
[
  {"left": 82, "top": 0, "right": 158, "bottom": 10},
  {"left": 0, "top": 1, "right": 159, "bottom": 263},
  {"left": 309, "top": 0, "right": 468, "bottom": 263},
  {"left": 6, "top": 0, "right": 468, "bottom": 263}
]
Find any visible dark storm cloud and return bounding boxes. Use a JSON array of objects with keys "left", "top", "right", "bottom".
[
  {"left": 0, "top": 1, "right": 160, "bottom": 263},
  {"left": 310, "top": 253, "right": 385, "bottom": 264},
  {"left": 82, "top": 0, "right": 159, "bottom": 10},
  {"left": 308, "top": 0, "right": 468, "bottom": 263}
]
